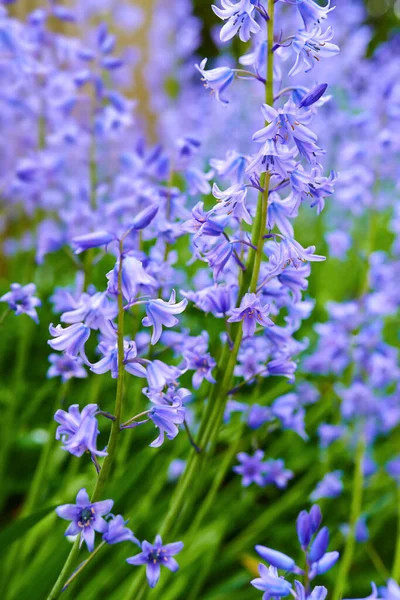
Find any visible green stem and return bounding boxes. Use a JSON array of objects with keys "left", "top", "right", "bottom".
[
  {"left": 392, "top": 486, "right": 400, "bottom": 580},
  {"left": 61, "top": 541, "right": 106, "bottom": 593},
  {"left": 332, "top": 434, "right": 366, "bottom": 600},
  {"left": 46, "top": 243, "right": 126, "bottom": 600},
  {"left": 0, "top": 307, "right": 10, "bottom": 326}
]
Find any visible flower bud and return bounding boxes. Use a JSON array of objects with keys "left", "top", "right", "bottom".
[
  {"left": 297, "top": 510, "right": 312, "bottom": 548},
  {"left": 131, "top": 204, "right": 159, "bottom": 230},
  {"left": 310, "top": 504, "right": 323, "bottom": 533},
  {"left": 255, "top": 545, "right": 295, "bottom": 572},
  {"left": 315, "top": 551, "right": 339, "bottom": 575},
  {"left": 309, "top": 526, "right": 329, "bottom": 563}
]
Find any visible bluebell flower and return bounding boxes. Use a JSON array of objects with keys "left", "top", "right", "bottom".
[
  {"left": 212, "top": 0, "right": 260, "bottom": 42},
  {"left": 183, "top": 201, "right": 227, "bottom": 238},
  {"left": 103, "top": 515, "right": 139, "bottom": 546},
  {"left": 195, "top": 58, "right": 235, "bottom": 105},
  {"left": 54, "top": 403, "right": 107, "bottom": 458},
  {"left": 295, "top": 0, "right": 334, "bottom": 31},
  {"left": 47, "top": 353, "right": 87, "bottom": 382},
  {"left": 377, "top": 580, "right": 400, "bottom": 599},
  {"left": 48, "top": 322, "right": 91, "bottom": 358},
  {"left": 211, "top": 182, "right": 251, "bottom": 224},
  {"left": 252, "top": 101, "right": 318, "bottom": 150},
  {"left": 72, "top": 230, "right": 116, "bottom": 254},
  {"left": 239, "top": 40, "right": 267, "bottom": 78},
  {"left": 126, "top": 535, "right": 183, "bottom": 588},
  {"left": 228, "top": 293, "right": 274, "bottom": 337},
  {"left": 233, "top": 450, "right": 268, "bottom": 487},
  {"left": 184, "top": 347, "right": 216, "bottom": 389},
  {"left": 0, "top": 282, "right": 41, "bottom": 322},
  {"left": 148, "top": 399, "right": 185, "bottom": 447},
  {"left": 61, "top": 291, "right": 117, "bottom": 331},
  {"left": 209, "top": 150, "right": 248, "bottom": 184},
  {"left": 247, "top": 404, "right": 273, "bottom": 429},
  {"left": 146, "top": 359, "right": 183, "bottom": 392},
  {"left": 247, "top": 138, "right": 296, "bottom": 178},
  {"left": 56, "top": 488, "right": 113, "bottom": 552},
  {"left": 251, "top": 563, "right": 292, "bottom": 597},
  {"left": 183, "top": 284, "right": 235, "bottom": 317},
  {"left": 185, "top": 167, "right": 213, "bottom": 195},
  {"left": 90, "top": 337, "right": 147, "bottom": 379},
  {"left": 310, "top": 471, "right": 343, "bottom": 501},
  {"left": 263, "top": 459, "right": 294, "bottom": 489},
  {"left": 289, "top": 26, "right": 339, "bottom": 77},
  {"left": 143, "top": 290, "right": 187, "bottom": 345},
  {"left": 318, "top": 424, "right": 346, "bottom": 448},
  {"left": 295, "top": 581, "right": 328, "bottom": 600},
  {"left": 203, "top": 238, "right": 241, "bottom": 281},
  {"left": 106, "top": 256, "right": 157, "bottom": 306}
]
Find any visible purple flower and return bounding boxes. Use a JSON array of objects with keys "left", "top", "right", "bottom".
[
  {"left": 195, "top": 58, "right": 235, "bottom": 105},
  {"left": 146, "top": 360, "right": 183, "bottom": 392},
  {"left": 212, "top": 0, "right": 260, "bottom": 42},
  {"left": 131, "top": 204, "right": 159, "bottom": 230},
  {"left": 263, "top": 459, "right": 294, "bottom": 489},
  {"left": 72, "top": 231, "right": 116, "bottom": 254},
  {"left": 252, "top": 101, "right": 318, "bottom": 150},
  {"left": 54, "top": 403, "right": 107, "bottom": 458},
  {"left": 126, "top": 535, "right": 183, "bottom": 588},
  {"left": 289, "top": 26, "right": 339, "bottom": 77},
  {"left": 143, "top": 290, "right": 187, "bottom": 345},
  {"left": 247, "top": 139, "right": 296, "bottom": 178},
  {"left": 103, "top": 515, "right": 139, "bottom": 546},
  {"left": 295, "top": 0, "right": 334, "bottom": 31},
  {"left": 0, "top": 283, "right": 41, "bottom": 322},
  {"left": 47, "top": 353, "right": 87, "bottom": 382},
  {"left": 56, "top": 488, "right": 113, "bottom": 552},
  {"left": 184, "top": 348, "right": 216, "bottom": 389},
  {"left": 233, "top": 450, "right": 268, "bottom": 487},
  {"left": 106, "top": 256, "right": 157, "bottom": 306},
  {"left": 148, "top": 399, "right": 185, "bottom": 447},
  {"left": 61, "top": 292, "right": 117, "bottom": 331},
  {"left": 318, "top": 424, "right": 346, "bottom": 448},
  {"left": 310, "top": 471, "right": 343, "bottom": 501},
  {"left": 211, "top": 182, "right": 251, "bottom": 224},
  {"left": 228, "top": 293, "right": 274, "bottom": 337},
  {"left": 251, "top": 563, "right": 292, "bottom": 597},
  {"left": 48, "top": 322, "right": 91, "bottom": 358},
  {"left": 89, "top": 338, "right": 147, "bottom": 379}
]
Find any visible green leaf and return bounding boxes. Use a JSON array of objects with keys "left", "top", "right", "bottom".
[{"left": 0, "top": 504, "right": 57, "bottom": 558}]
